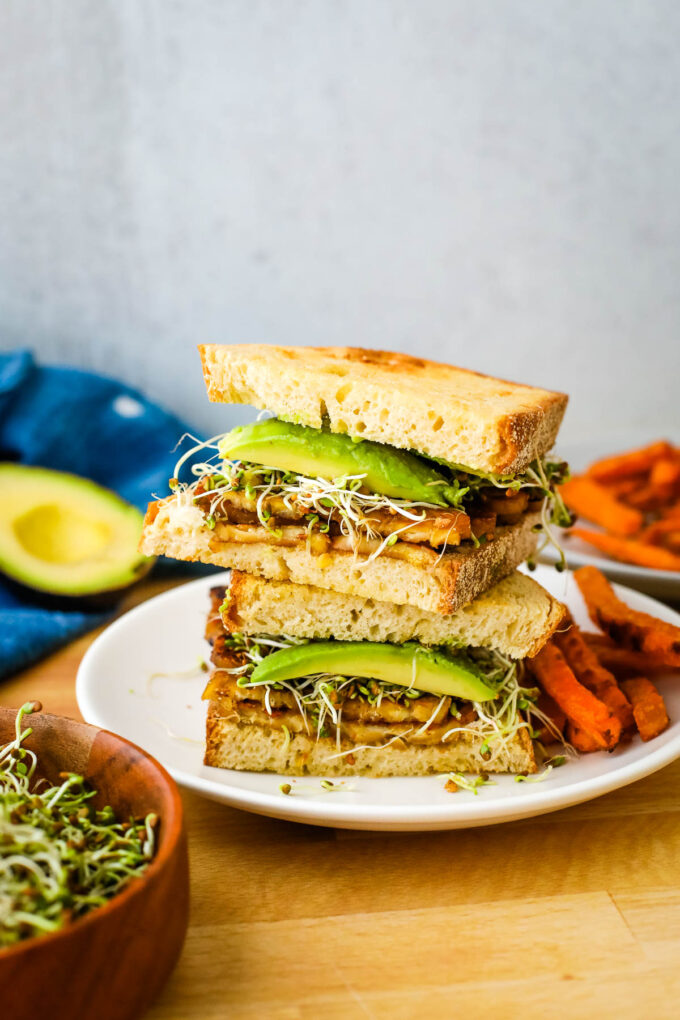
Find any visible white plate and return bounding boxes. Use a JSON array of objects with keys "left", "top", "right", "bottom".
[
  {"left": 76, "top": 565, "right": 680, "bottom": 832},
  {"left": 540, "top": 432, "right": 680, "bottom": 602},
  {"left": 542, "top": 539, "right": 680, "bottom": 603}
]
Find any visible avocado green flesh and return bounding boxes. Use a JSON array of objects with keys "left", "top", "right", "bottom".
[
  {"left": 249, "top": 641, "right": 496, "bottom": 702},
  {"left": 0, "top": 464, "right": 153, "bottom": 597},
  {"left": 218, "top": 418, "right": 460, "bottom": 505}
]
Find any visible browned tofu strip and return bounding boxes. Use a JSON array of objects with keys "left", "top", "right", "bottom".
[{"left": 196, "top": 482, "right": 477, "bottom": 547}]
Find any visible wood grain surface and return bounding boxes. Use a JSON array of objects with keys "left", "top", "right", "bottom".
[
  {"left": 0, "top": 705, "right": 188, "bottom": 1020},
  {"left": 4, "top": 576, "right": 680, "bottom": 1020}
]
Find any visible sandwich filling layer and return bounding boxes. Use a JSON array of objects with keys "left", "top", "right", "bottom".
[
  {"left": 172, "top": 418, "right": 570, "bottom": 565},
  {"left": 203, "top": 588, "right": 558, "bottom": 771}
]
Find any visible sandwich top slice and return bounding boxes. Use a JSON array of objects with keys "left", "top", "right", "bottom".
[
  {"left": 140, "top": 346, "right": 571, "bottom": 615},
  {"left": 202, "top": 570, "right": 566, "bottom": 778},
  {"left": 199, "top": 344, "right": 568, "bottom": 476}
]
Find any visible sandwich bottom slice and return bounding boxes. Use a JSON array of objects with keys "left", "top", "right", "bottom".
[{"left": 201, "top": 571, "right": 566, "bottom": 778}]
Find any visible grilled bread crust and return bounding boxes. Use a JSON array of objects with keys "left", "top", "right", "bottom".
[
  {"left": 204, "top": 705, "right": 537, "bottom": 777},
  {"left": 223, "top": 569, "right": 565, "bottom": 660},
  {"left": 198, "top": 344, "right": 568, "bottom": 475},
  {"left": 140, "top": 498, "right": 541, "bottom": 615}
]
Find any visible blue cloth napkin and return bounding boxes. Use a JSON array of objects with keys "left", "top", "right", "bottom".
[{"left": 0, "top": 349, "right": 204, "bottom": 679}]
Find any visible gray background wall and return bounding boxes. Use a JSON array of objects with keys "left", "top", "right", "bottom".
[{"left": 1, "top": 0, "right": 678, "bottom": 445}]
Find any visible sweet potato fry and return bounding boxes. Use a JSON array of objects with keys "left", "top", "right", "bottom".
[
  {"left": 607, "top": 477, "right": 648, "bottom": 499},
  {"left": 533, "top": 691, "right": 566, "bottom": 744},
  {"left": 553, "top": 618, "right": 634, "bottom": 730},
  {"left": 619, "top": 677, "right": 669, "bottom": 742},
  {"left": 640, "top": 519, "right": 680, "bottom": 554},
  {"left": 560, "top": 476, "right": 643, "bottom": 536},
  {"left": 575, "top": 565, "right": 680, "bottom": 667},
  {"left": 529, "top": 641, "right": 621, "bottom": 749},
  {"left": 624, "top": 485, "right": 668, "bottom": 512},
  {"left": 587, "top": 440, "right": 674, "bottom": 483},
  {"left": 661, "top": 532, "right": 680, "bottom": 555},
  {"left": 581, "top": 633, "right": 671, "bottom": 677},
  {"left": 580, "top": 632, "right": 615, "bottom": 651},
  {"left": 649, "top": 457, "right": 680, "bottom": 503},
  {"left": 640, "top": 519, "right": 680, "bottom": 542},
  {"left": 661, "top": 502, "right": 680, "bottom": 521},
  {"left": 575, "top": 442, "right": 680, "bottom": 568},
  {"left": 566, "top": 721, "right": 602, "bottom": 753},
  {"left": 569, "top": 527, "right": 680, "bottom": 572}
]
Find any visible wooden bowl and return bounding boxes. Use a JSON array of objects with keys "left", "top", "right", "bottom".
[{"left": 0, "top": 706, "right": 189, "bottom": 1020}]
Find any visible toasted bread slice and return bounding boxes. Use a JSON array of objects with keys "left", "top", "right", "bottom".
[
  {"left": 222, "top": 570, "right": 565, "bottom": 660},
  {"left": 204, "top": 705, "right": 537, "bottom": 777},
  {"left": 199, "top": 344, "right": 567, "bottom": 475},
  {"left": 141, "top": 497, "right": 541, "bottom": 614}
]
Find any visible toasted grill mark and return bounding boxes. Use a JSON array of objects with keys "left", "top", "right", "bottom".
[{"left": 326, "top": 347, "right": 427, "bottom": 371}]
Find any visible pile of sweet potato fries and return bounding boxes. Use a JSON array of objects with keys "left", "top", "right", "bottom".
[
  {"left": 529, "top": 566, "right": 675, "bottom": 751},
  {"left": 560, "top": 440, "right": 680, "bottom": 570}
]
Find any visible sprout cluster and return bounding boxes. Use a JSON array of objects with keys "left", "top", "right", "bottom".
[
  {"left": 169, "top": 430, "right": 571, "bottom": 564},
  {"left": 0, "top": 704, "right": 157, "bottom": 947}
]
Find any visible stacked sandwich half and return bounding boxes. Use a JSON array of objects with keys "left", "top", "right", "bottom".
[{"left": 141, "top": 345, "right": 571, "bottom": 776}]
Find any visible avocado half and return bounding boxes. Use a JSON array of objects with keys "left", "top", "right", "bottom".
[
  {"left": 250, "top": 641, "right": 496, "bottom": 702},
  {"left": 0, "top": 464, "right": 154, "bottom": 608}
]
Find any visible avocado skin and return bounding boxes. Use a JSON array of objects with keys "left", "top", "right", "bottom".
[
  {"left": 0, "top": 463, "right": 155, "bottom": 607},
  {"left": 249, "top": 640, "right": 496, "bottom": 702},
  {"left": 219, "top": 419, "right": 460, "bottom": 505},
  {"left": 0, "top": 558, "right": 154, "bottom": 611}
]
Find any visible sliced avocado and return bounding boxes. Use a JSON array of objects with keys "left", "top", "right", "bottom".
[
  {"left": 219, "top": 419, "right": 460, "bottom": 505},
  {"left": 0, "top": 464, "right": 153, "bottom": 604},
  {"left": 249, "top": 641, "right": 496, "bottom": 702}
]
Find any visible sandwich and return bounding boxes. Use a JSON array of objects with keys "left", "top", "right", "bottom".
[
  {"left": 141, "top": 345, "right": 570, "bottom": 615},
  {"left": 202, "top": 569, "right": 566, "bottom": 777}
]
